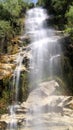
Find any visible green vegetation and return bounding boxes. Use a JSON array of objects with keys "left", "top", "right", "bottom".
[
  {"left": 0, "top": 20, "right": 13, "bottom": 53},
  {"left": 0, "top": 78, "right": 10, "bottom": 114},
  {"left": 38, "top": 0, "right": 73, "bottom": 27},
  {"left": 0, "top": 0, "right": 34, "bottom": 53},
  {"left": 65, "top": 5, "right": 73, "bottom": 40}
]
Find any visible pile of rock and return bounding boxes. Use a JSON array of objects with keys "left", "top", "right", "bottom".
[{"left": 0, "top": 80, "right": 73, "bottom": 130}]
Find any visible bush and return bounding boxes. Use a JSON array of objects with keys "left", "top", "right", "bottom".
[
  {"left": 66, "top": 5, "right": 73, "bottom": 25},
  {"left": 65, "top": 5, "right": 73, "bottom": 39}
]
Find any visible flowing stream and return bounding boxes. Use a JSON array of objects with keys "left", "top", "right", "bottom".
[{"left": 6, "top": 7, "right": 62, "bottom": 130}]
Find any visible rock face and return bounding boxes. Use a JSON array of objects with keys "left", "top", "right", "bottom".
[
  {"left": 0, "top": 80, "right": 73, "bottom": 130},
  {"left": 0, "top": 48, "right": 30, "bottom": 80}
]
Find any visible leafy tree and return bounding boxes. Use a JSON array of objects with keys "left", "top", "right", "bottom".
[
  {"left": 0, "top": 20, "right": 14, "bottom": 53},
  {"left": 38, "top": 0, "right": 73, "bottom": 14},
  {"left": 0, "top": 3, "right": 11, "bottom": 21},
  {"left": 38, "top": 0, "right": 73, "bottom": 29},
  {"left": 3, "top": 0, "right": 22, "bottom": 17},
  {"left": 66, "top": 5, "right": 73, "bottom": 26},
  {"left": 0, "top": 0, "right": 30, "bottom": 53},
  {"left": 65, "top": 5, "right": 73, "bottom": 39}
]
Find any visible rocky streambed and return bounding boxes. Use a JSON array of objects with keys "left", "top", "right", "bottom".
[{"left": 0, "top": 80, "right": 73, "bottom": 130}]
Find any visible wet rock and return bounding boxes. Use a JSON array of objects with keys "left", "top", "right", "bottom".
[
  {"left": 27, "top": 80, "right": 59, "bottom": 99},
  {"left": 0, "top": 63, "right": 15, "bottom": 80},
  {"left": 0, "top": 49, "right": 30, "bottom": 80},
  {"left": 0, "top": 54, "right": 17, "bottom": 63}
]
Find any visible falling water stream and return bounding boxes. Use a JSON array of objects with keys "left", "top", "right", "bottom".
[
  {"left": 7, "top": 7, "right": 62, "bottom": 130},
  {"left": 24, "top": 7, "right": 62, "bottom": 130},
  {"left": 25, "top": 7, "right": 61, "bottom": 88},
  {"left": 7, "top": 48, "right": 25, "bottom": 130}
]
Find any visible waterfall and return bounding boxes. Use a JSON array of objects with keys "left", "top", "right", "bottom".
[
  {"left": 6, "top": 7, "right": 62, "bottom": 130},
  {"left": 25, "top": 7, "right": 62, "bottom": 129},
  {"left": 7, "top": 48, "right": 24, "bottom": 130},
  {"left": 25, "top": 7, "right": 61, "bottom": 89}
]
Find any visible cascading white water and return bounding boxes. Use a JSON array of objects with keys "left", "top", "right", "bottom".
[
  {"left": 7, "top": 48, "right": 24, "bottom": 130},
  {"left": 7, "top": 105, "right": 17, "bottom": 130},
  {"left": 25, "top": 7, "right": 62, "bottom": 129},
  {"left": 25, "top": 7, "right": 61, "bottom": 90},
  {"left": 13, "top": 49, "right": 24, "bottom": 102}
]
